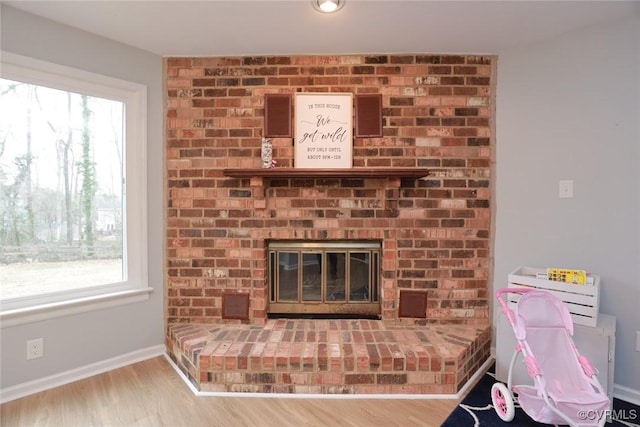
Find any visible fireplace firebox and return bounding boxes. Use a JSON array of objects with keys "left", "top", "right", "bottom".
[{"left": 268, "top": 241, "right": 381, "bottom": 317}]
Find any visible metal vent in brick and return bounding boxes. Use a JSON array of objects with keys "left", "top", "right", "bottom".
[
  {"left": 222, "top": 293, "right": 250, "bottom": 320},
  {"left": 399, "top": 290, "right": 428, "bottom": 318}
]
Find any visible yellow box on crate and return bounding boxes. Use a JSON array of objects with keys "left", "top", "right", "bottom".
[
  {"left": 546, "top": 268, "right": 587, "bottom": 285},
  {"left": 507, "top": 266, "right": 600, "bottom": 327}
]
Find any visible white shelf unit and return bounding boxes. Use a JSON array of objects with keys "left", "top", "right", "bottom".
[{"left": 507, "top": 266, "right": 600, "bottom": 327}]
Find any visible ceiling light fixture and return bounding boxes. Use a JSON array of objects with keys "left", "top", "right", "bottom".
[{"left": 311, "top": 0, "right": 345, "bottom": 13}]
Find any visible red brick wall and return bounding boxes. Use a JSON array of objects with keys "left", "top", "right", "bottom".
[{"left": 165, "top": 54, "right": 493, "bottom": 326}]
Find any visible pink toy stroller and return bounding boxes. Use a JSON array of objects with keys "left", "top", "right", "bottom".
[{"left": 493, "top": 288, "right": 610, "bottom": 427}]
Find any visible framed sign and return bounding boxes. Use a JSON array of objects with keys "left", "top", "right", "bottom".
[{"left": 294, "top": 93, "right": 353, "bottom": 168}]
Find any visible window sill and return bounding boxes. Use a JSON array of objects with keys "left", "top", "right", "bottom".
[{"left": 0, "top": 287, "right": 154, "bottom": 328}]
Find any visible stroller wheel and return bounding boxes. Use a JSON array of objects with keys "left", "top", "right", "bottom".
[{"left": 491, "top": 382, "right": 515, "bottom": 422}]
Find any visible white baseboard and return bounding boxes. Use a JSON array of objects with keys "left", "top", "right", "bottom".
[
  {"left": 614, "top": 383, "right": 640, "bottom": 407},
  {"left": 0, "top": 344, "right": 166, "bottom": 404}
]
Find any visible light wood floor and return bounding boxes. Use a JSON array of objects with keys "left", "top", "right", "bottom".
[{"left": 1, "top": 356, "right": 460, "bottom": 427}]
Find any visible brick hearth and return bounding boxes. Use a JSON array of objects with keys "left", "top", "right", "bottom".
[{"left": 167, "top": 320, "right": 490, "bottom": 394}]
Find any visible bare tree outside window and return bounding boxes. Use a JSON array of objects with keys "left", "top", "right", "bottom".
[{"left": 0, "top": 78, "right": 124, "bottom": 300}]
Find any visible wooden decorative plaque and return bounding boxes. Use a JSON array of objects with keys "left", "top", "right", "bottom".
[
  {"left": 355, "top": 94, "right": 383, "bottom": 137},
  {"left": 264, "top": 93, "right": 292, "bottom": 138}
]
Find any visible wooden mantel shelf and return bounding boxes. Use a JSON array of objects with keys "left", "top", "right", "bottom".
[
  {"left": 222, "top": 168, "right": 428, "bottom": 210},
  {"left": 222, "top": 168, "right": 429, "bottom": 179}
]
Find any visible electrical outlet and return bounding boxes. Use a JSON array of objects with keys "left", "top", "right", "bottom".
[{"left": 27, "top": 338, "right": 43, "bottom": 360}]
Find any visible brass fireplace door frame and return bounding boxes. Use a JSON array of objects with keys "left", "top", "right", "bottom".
[{"left": 267, "top": 241, "right": 381, "bottom": 316}]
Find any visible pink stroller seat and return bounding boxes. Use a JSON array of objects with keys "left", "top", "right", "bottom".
[{"left": 511, "top": 291, "right": 609, "bottom": 425}]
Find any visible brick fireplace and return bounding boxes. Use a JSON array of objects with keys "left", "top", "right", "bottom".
[{"left": 165, "top": 54, "right": 494, "bottom": 393}]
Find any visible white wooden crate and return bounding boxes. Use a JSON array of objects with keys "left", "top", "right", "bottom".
[{"left": 507, "top": 266, "right": 600, "bottom": 327}]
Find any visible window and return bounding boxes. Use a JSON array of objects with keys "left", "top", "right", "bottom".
[{"left": 0, "top": 52, "right": 150, "bottom": 326}]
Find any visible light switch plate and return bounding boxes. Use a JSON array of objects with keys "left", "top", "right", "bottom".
[{"left": 559, "top": 180, "right": 574, "bottom": 198}]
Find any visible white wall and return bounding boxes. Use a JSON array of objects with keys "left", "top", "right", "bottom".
[
  {"left": 0, "top": 6, "right": 164, "bottom": 389},
  {"left": 2, "top": 2, "right": 639, "bottom": 401},
  {"left": 495, "top": 14, "right": 640, "bottom": 393}
]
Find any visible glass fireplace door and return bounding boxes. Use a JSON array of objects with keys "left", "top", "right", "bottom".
[{"left": 269, "top": 241, "right": 380, "bottom": 316}]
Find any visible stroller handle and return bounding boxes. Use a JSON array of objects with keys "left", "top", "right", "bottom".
[
  {"left": 496, "top": 287, "right": 535, "bottom": 323},
  {"left": 496, "top": 287, "right": 534, "bottom": 299}
]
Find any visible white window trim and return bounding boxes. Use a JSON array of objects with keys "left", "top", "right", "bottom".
[{"left": 0, "top": 51, "right": 152, "bottom": 327}]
